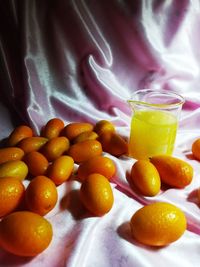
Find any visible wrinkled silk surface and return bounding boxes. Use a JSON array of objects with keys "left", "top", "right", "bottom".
[{"left": 1, "top": 0, "right": 200, "bottom": 266}]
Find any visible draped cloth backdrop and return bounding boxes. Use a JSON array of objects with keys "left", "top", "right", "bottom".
[{"left": 0, "top": 0, "right": 200, "bottom": 266}]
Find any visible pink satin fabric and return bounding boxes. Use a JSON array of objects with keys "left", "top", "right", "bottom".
[{"left": 0, "top": 0, "right": 200, "bottom": 266}]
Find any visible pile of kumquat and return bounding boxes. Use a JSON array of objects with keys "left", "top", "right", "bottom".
[{"left": 0, "top": 118, "right": 128, "bottom": 256}]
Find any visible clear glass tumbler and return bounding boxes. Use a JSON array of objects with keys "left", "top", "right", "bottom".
[{"left": 128, "top": 89, "right": 185, "bottom": 160}]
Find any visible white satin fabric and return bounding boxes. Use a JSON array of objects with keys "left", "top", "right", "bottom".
[{"left": 0, "top": 0, "right": 200, "bottom": 266}]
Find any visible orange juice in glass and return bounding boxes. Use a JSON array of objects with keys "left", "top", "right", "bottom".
[{"left": 128, "top": 89, "right": 184, "bottom": 160}]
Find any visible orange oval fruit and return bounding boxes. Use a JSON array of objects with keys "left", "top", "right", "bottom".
[
  {"left": 130, "top": 202, "right": 187, "bottom": 246},
  {"left": 23, "top": 151, "right": 49, "bottom": 176},
  {"left": 94, "top": 120, "right": 115, "bottom": 135},
  {"left": 0, "top": 147, "right": 24, "bottom": 164},
  {"left": 80, "top": 173, "right": 114, "bottom": 216},
  {"left": 0, "top": 160, "right": 28, "bottom": 180},
  {"left": 42, "top": 118, "right": 64, "bottom": 139},
  {"left": 77, "top": 156, "right": 116, "bottom": 182},
  {"left": 25, "top": 176, "right": 58, "bottom": 216},
  {"left": 47, "top": 155, "right": 74, "bottom": 185},
  {"left": 0, "top": 211, "right": 53, "bottom": 256},
  {"left": 192, "top": 138, "right": 200, "bottom": 161},
  {"left": 7, "top": 125, "right": 33, "bottom": 147},
  {"left": 0, "top": 177, "right": 25, "bottom": 218},
  {"left": 18, "top": 137, "right": 48, "bottom": 154},
  {"left": 68, "top": 140, "right": 102, "bottom": 163},
  {"left": 73, "top": 131, "right": 98, "bottom": 144},
  {"left": 98, "top": 132, "right": 128, "bottom": 157},
  {"left": 150, "top": 155, "right": 193, "bottom": 188},
  {"left": 41, "top": 136, "right": 70, "bottom": 161},
  {"left": 130, "top": 160, "right": 161, "bottom": 196},
  {"left": 63, "top": 122, "right": 93, "bottom": 141}
]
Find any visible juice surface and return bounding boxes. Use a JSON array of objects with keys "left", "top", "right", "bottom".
[{"left": 129, "top": 110, "right": 178, "bottom": 159}]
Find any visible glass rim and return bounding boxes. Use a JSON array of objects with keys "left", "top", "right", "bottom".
[{"left": 128, "top": 89, "right": 185, "bottom": 109}]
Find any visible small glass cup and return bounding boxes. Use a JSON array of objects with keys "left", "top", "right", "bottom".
[{"left": 128, "top": 89, "right": 185, "bottom": 160}]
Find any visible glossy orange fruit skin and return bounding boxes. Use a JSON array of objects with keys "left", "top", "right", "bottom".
[
  {"left": 41, "top": 136, "right": 70, "bottom": 161},
  {"left": 0, "top": 177, "right": 25, "bottom": 218},
  {"left": 77, "top": 156, "right": 116, "bottom": 182},
  {"left": 42, "top": 118, "right": 64, "bottom": 139},
  {"left": 73, "top": 131, "right": 98, "bottom": 144},
  {"left": 192, "top": 138, "right": 200, "bottom": 161},
  {"left": 0, "top": 147, "right": 24, "bottom": 165},
  {"left": 98, "top": 132, "right": 128, "bottom": 157},
  {"left": 80, "top": 173, "right": 114, "bottom": 216},
  {"left": 0, "top": 160, "right": 28, "bottom": 181},
  {"left": 47, "top": 155, "right": 74, "bottom": 185},
  {"left": 0, "top": 211, "right": 53, "bottom": 256},
  {"left": 68, "top": 140, "right": 102, "bottom": 163},
  {"left": 94, "top": 120, "right": 115, "bottom": 136},
  {"left": 7, "top": 125, "right": 33, "bottom": 147},
  {"left": 18, "top": 137, "right": 48, "bottom": 154},
  {"left": 150, "top": 155, "right": 193, "bottom": 188},
  {"left": 25, "top": 176, "right": 58, "bottom": 216},
  {"left": 130, "top": 160, "right": 161, "bottom": 196},
  {"left": 23, "top": 151, "right": 49, "bottom": 176},
  {"left": 130, "top": 202, "right": 187, "bottom": 246},
  {"left": 63, "top": 122, "right": 93, "bottom": 141}
]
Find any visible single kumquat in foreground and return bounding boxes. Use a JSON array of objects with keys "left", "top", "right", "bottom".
[
  {"left": 47, "top": 155, "right": 74, "bottom": 185},
  {"left": 98, "top": 131, "right": 128, "bottom": 157},
  {"left": 41, "top": 136, "right": 70, "bottom": 161},
  {"left": 0, "top": 160, "right": 28, "bottom": 181},
  {"left": 7, "top": 125, "right": 33, "bottom": 147},
  {"left": 41, "top": 118, "right": 65, "bottom": 139},
  {"left": 63, "top": 122, "right": 94, "bottom": 141},
  {"left": 77, "top": 155, "right": 116, "bottom": 182},
  {"left": 18, "top": 136, "right": 48, "bottom": 154},
  {"left": 130, "top": 160, "right": 161, "bottom": 196},
  {"left": 0, "top": 177, "right": 25, "bottom": 218},
  {"left": 94, "top": 120, "right": 115, "bottom": 136},
  {"left": 0, "top": 147, "right": 24, "bottom": 165},
  {"left": 130, "top": 202, "right": 187, "bottom": 247},
  {"left": 68, "top": 140, "right": 102, "bottom": 163},
  {"left": 0, "top": 211, "right": 53, "bottom": 256},
  {"left": 23, "top": 151, "right": 49, "bottom": 177},
  {"left": 80, "top": 173, "right": 114, "bottom": 216},
  {"left": 150, "top": 155, "right": 193, "bottom": 188},
  {"left": 192, "top": 138, "right": 200, "bottom": 161},
  {"left": 25, "top": 175, "right": 58, "bottom": 216}
]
